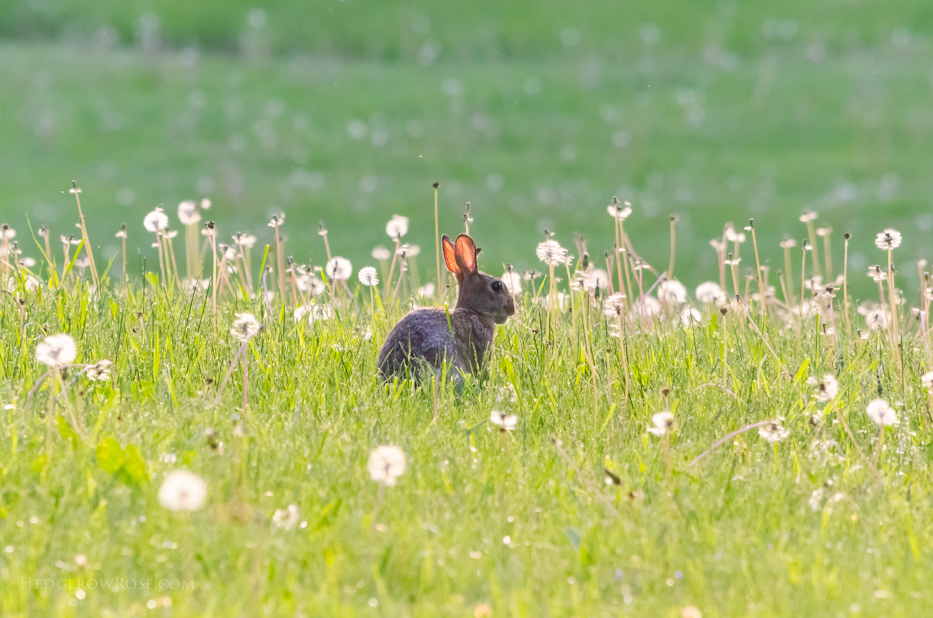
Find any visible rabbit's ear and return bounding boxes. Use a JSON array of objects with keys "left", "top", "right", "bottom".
[
  {"left": 442, "top": 235, "right": 462, "bottom": 280},
  {"left": 455, "top": 234, "right": 478, "bottom": 275}
]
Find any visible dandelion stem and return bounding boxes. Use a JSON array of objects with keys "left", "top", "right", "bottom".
[
  {"left": 385, "top": 237, "right": 401, "bottom": 304},
  {"left": 783, "top": 244, "right": 795, "bottom": 307},
  {"left": 843, "top": 233, "right": 851, "bottom": 339},
  {"left": 806, "top": 219, "right": 821, "bottom": 280},
  {"left": 613, "top": 217, "right": 625, "bottom": 311},
  {"left": 688, "top": 420, "right": 772, "bottom": 466},
  {"left": 749, "top": 219, "right": 765, "bottom": 324},
  {"left": 156, "top": 232, "right": 168, "bottom": 290},
  {"left": 668, "top": 215, "right": 677, "bottom": 284},
  {"left": 242, "top": 344, "right": 249, "bottom": 413},
  {"left": 433, "top": 182, "right": 441, "bottom": 303},
  {"left": 275, "top": 224, "right": 286, "bottom": 306},
  {"left": 71, "top": 183, "right": 100, "bottom": 290}
]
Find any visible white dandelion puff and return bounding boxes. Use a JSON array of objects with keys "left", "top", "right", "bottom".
[
  {"left": 36, "top": 334, "right": 77, "bottom": 369},
  {"left": 157, "top": 469, "right": 208, "bottom": 512},
  {"left": 758, "top": 420, "right": 791, "bottom": 444},
  {"left": 607, "top": 199, "right": 632, "bottom": 221},
  {"left": 230, "top": 313, "right": 261, "bottom": 342},
  {"left": 647, "top": 411, "right": 674, "bottom": 436},
  {"left": 358, "top": 266, "right": 379, "bottom": 287},
  {"left": 874, "top": 228, "right": 902, "bottom": 250},
  {"left": 367, "top": 445, "right": 407, "bottom": 486},
  {"left": 695, "top": 281, "right": 725, "bottom": 304},
  {"left": 325, "top": 257, "right": 353, "bottom": 281},
  {"left": 865, "top": 399, "right": 897, "bottom": 426},
  {"left": 385, "top": 215, "right": 409, "bottom": 239},
  {"left": 807, "top": 374, "right": 839, "bottom": 402},
  {"left": 489, "top": 410, "right": 518, "bottom": 432},
  {"left": 85, "top": 359, "right": 113, "bottom": 382},
  {"left": 177, "top": 200, "right": 201, "bottom": 226},
  {"left": 501, "top": 271, "right": 522, "bottom": 295},
  {"left": 658, "top": 280, "right": 688, "bottom": 305},
  {"left": 143, "top": 208, "right": 169, "bottom": 233},
  {"left": 272, "top": 504, "right": 301, "bottom": 530},
  {"left": 536, "top": 240, "right": 570, "bottom": 267}
]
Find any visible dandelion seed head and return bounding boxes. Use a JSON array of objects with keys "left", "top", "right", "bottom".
[
  {"left": 604, "top": 293, "right": 627, "bottom": 318},
  {"left": 780, "top": 238, "right": 797, "bottom": 249},
  {"left": 866, "top": 399, "right": 897, "bottom": 426},
  {"left": 358, "top": 266, "right": 379, "bottom": 287},
  {"left": 397, "top": 243, "right": 420, "bottom": 257},
  {"left": 500, "top": 271, "right": 522, "bottom": 295},
  {"left": 325, "top": 257, "right": 353, "bottom": 281},
  {"left": 143, "top": 208, "right": 169, "bottom": 233},
  {"left": 695, "top": 281, "right": 725, "bottom": 304},
  {"left": 386, "top": 215, "right": 409, "bottom": 239},
  {"left": 371, "top": 246, "right": 391, "bottom": 260},
  {"left": 658, "top": 280, "right": 688, "bottom": 305},
  {"left": 680, "top": 307, "right": 702, "bottom": 326},
  {"left": 234, "top": 233, "right": 256, "bottom": 249},
  {"left": 607, "top": 198, "right": 632, "bottom": 221},
  {"left": 758, "top": 420, "right": 790, "bottom": 443},
  {"left": 230, "top": 313, "right": 261, "bottom": 342},
  {"left": 724, "top": 226, "right": 745, "bottom": 244},
  {"left": 807, "top": 374, "right": 839, "bottom": 402},
  {"left": 85, "top": 359, "right": 113, "bottom": 382},
  {"left": 157, "top": 469, "right": 208, "bottom": 512},
  {"left": 647, "top": 411, "right": 674, "bottom": 436},
  {"left": 272, "top": 504, "right": 301, "bottom": 530},
  {"left": 177, "top": 200, "right": 201, "bottom": 226},
  {"left": 799, "top": 211, "right": 818, "bottom": 223},
  {"left": 536, "top": 240, "right": 571, "bottom": 267},
  {"left": 875, "top": 228, "right": 902, "bottom": 250},
  {"left": 35, "top": 334, "right": 77, "bottom": 369},
  {"left": 490, "top": 410, "right": 518, "bottom": 431},
  {"left": 367, "top": 445, "right": 407, "bottom": 486}
]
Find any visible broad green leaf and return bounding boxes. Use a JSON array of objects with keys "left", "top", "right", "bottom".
[
  {"left": 122, "top": 444, "right": 149, "bottom": 485},
  {"left": 96, "top": 437, "right": 127, "bottom": 474}
]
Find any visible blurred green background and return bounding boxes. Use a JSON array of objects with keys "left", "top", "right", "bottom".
[{"left": 1, "top": 0, "right": 932, "bottom": 291}]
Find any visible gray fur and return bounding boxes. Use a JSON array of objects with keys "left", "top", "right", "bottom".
[{"left": 378, "top": 234, "right": 515, "bottom": 379}]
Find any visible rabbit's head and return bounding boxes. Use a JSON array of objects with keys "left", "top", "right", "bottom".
[{"left": 443, "top": 234, "right": 515, "bottom": 324}]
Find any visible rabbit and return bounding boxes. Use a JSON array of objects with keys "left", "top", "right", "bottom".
[{"left": 378, "top": 233, "right": 515, "bottom": 379}]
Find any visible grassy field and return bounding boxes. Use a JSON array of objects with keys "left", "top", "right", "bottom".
[
  {"left": 4, "top": 2, "right": 933, "bottom": 616},
  {"left": 3, "top": 1, "right": 933, "bottom": 288},
  {"left": 1, "top": 207, "right": 933, "bottom": 616}
]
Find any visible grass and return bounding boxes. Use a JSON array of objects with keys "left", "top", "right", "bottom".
[
  {"left": 3, "top": 1, "right": 933, "bottom": 288},
  {"left": 5, "top": 2, "right": 933, "bottom": 614},
  {"left": 1, "top": 208, "right": 933, "bottom": 616}
]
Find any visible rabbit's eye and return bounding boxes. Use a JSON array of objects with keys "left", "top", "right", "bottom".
[{"left": 491, "top": 281, "right": 503, "bottom": 292}]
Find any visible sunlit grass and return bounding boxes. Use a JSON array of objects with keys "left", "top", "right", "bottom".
[{"left": 1, "top": 200, "right": 933, "bottom": 616}]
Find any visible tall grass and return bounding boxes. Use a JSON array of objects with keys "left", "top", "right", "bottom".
[{"left": 1, "top": 202, "right": 932, "bottom": 617}]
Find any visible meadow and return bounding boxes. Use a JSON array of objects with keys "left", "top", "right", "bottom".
[
  {"left": 4, "top": 1, "right": 933, "bottom": 616},
  {"left": 3, "top": 0, "right": 933, "bottom": 286},
  {"left": 1, "top": 197, "right": 933, "bottom": 616}
]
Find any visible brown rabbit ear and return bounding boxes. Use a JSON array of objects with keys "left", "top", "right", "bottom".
[
  {"left": 442, "top": 235, "right": 462, "bottom": 280},
  {"left": 455, "top": 234, "right": 478, "bottom": 275}
]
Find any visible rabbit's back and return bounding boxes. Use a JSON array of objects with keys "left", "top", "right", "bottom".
[{"left": 378, "top": 308, "right": 459, "bottom": 377}]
